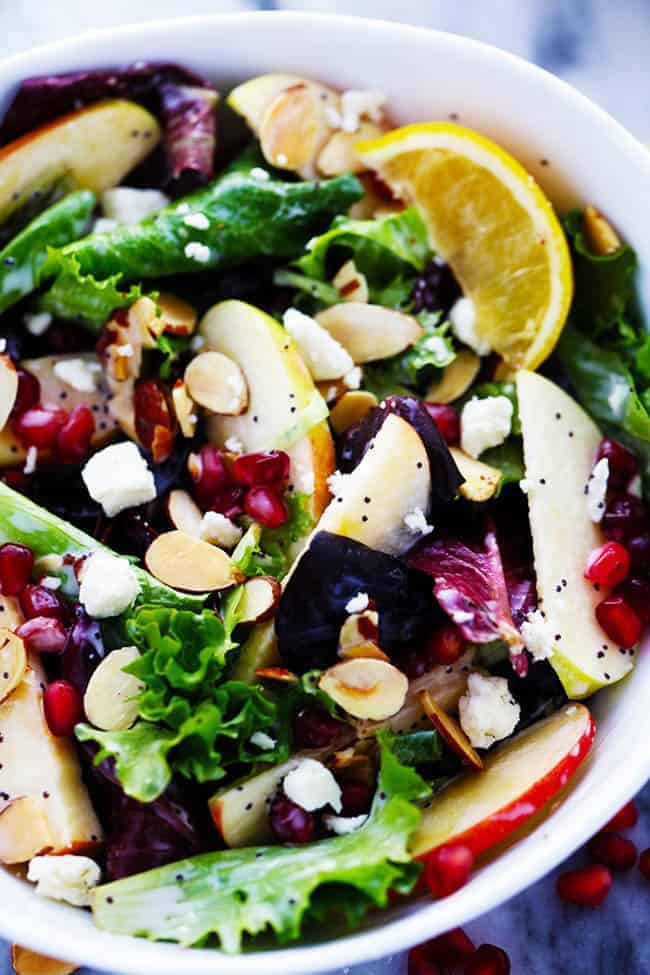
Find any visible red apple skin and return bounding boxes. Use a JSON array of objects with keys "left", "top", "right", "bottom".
[{"left": 412, "top": 704, "right": 596, "bottom": 862}]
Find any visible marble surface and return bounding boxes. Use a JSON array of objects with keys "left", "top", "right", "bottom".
[{"left": 0, "top": 1, "right": 649, "bottom": 973}]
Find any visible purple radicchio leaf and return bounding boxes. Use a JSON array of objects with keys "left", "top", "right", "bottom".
[{"left": 493, "top": 493, "right": 539, "bottom": 676}]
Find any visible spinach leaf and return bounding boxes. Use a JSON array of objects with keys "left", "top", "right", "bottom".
[{"left": 363, "top": 312, "right": 455, "bottom": 398}]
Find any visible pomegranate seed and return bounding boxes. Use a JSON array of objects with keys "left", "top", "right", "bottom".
[
  {"left": 19, "top": 584, "right": 64, "bottom": 620},
  {"left": 595, "top": 595, "right": 642, "bottom": 647},
  {"left": 588, "top": 831, "right": 637, "bottom": 871},
  {"left": 233, "top": 450, "right": 290, "bottom": 487},
  {"left": 340, "top": 779, "right": 373, "bottom": 816},
  {"left": 596, "top": 439, "right": 638, "bottom": 491},
  {"left": 584, "top": 541, "right": 630, "bottom": 588},
  {"left": 425, "top": 624, "right": 466, "bottom": 666},
  {"left": 411, "top": 928, "right": 475, "bottom": 968},
  {"left": 293, "top": 706, "right": 344, "bottom": 749},
  {"left": 43, "top": 680, "right": 83, "bottom": 736},
  {"left": 602, "top": 495, "right": 647, "bottom": 542},
  {"left": 556, "top": 864, "right": 612, "bottom": 906},
  {"left": 56, "top": 404, "right": 95, "bottom": 462},
  {"left": 10, "top": 368, "right": 40, "bottom": 417},
  {"left": 245, "top": 485, "right": 288, "bottom": 528},
  {"left": 2, "top": 471, "right": 28, "bottom": 491},
  {"left": 465, "top": 944, "right": 511, "bottom": 975},
  {"left": 189, "top": 446, "right": 232, "bottom": 509},
  {"left": 13, "top": 406, "right": 67, "bottom": 449},
  {"left": 210, "top": 485, "right": 246, "bottom": 520},
  {"left": 0, "top": 543, "right": 33, "bottom": 595},
  {"left": 627, "top": 533, "right": 650, "bottom": 573},
  {"left": 424, "top": 843, "right": 474, "bottom": 898},
  {"left": 603, "top": 799, "right": 638, "bottom": 832},
  {"left": 615, "top": 578, "right": 650, "bottom": 625},
  {"left": 639, "top": 849, "right": 650, "bottom": 881},
  {"left": 134, "top": 379, "right": 175, "bottom": 461},
  {"left": 425, "top": 403, "right": 460, "bottom": 445},
  {"left": 269, "top": 794, "right": 314, "bottom": 844},
  {"left": 16, "top": 616, "right": 68, "bottom": 654}
]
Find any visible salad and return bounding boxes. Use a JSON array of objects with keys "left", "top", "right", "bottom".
[{"left": 0, "top": 63, "right": 646, "bottom": 957}]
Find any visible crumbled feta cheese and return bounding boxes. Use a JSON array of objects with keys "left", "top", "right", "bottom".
[
  {"left": 27, "top": 854, "right": 101, "bottom": 907},
  {"left": 250, "top": 730, "right": 276, "bottom": 751},
  {"left": 327, "top": 469, "right": 350, "bottom": 499},
  {"left": 343, "top": 366, "right": 362, "bottom": 390},
  {"left": 283, "top": 308, "right": 354, "bottom": 381},
  {"left": 79, "top": 551, "right": 140, "bottom": 619},
  {"left": 404, "top": 507, "right": 434, "bottom": 536},
  {"left": 339, "top": 90, "right": 386, "bottom": 133},
  {"left": 82, "top": 441, "right": 156, "bottom": 517},
  {"left": 520, "top": 609, "right": 555, "bottom": 661},
  {"left": 101, "top": 187, "right": 169, "bottom": 224},
  {"left": 93, "top": 217, "right": 119, "bottom": 234},
  {"left": 23, "top": 445, "right": 37, "bottom": 475},
  {"left": 449, "top": 297, "right": 491, "bottom": 356},
  {"left": 224, "top": 435, "right": 244, "bottom": 454},
  {"left": 183, "top": 212, "right": 210, "bottom": 230},
  {"left": 586, "top": 457, "right": 609, "bottom": 523},
  {"left": 460, "top": 396, "right": 513, "bottom": 459},
  {"left": 250, "top": 167, "right": 270, "bottom": 181},
  {"left": 324, "top": 813, "right": 368, "bottom": 835},
  {"left": 24, "top": 311, "right": 52, "bottom": 336},
  {"left": 53, "top": 357, "right": 101, "bottom": 393},
  {"left": 0, "top": 339, "right": 6, "bottom": 353},
  {"left": 199, "top": 511, "right": 243, "bottom": 549},
  {"left": 345, "top": 592, "right": 369, "bottom": 614},
  {"left": 116, "top": 343, "right": 134, "bottom": 358},
  {"left": 629, "top": 474, "right": 642, "bottom": 498},
  {"left": 459, "top": 673, "right": 521, "bottom": 749},
  {"left": 41, "top": 576, "right": 61, "bottom": 591},
  {"left": 283, "top": 758, "right": 342, "bottom": 813},
  {"left": 184, "top": 241, "right": 211, "bottom": 264},
  {"left": 519, "top": 478, "right": 532, "bottom": 494}
]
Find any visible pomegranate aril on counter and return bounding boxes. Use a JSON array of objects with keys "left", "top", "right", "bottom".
[
  {"left": 0, "top": 542, "right": 34, "bottom": 595},
  {"left": 595, "top": 595, "right": 642, "bottom": 647},
  {"left": 269, "top": 794, "right": 314, "bottom": 845},
  {"left": 601, "top": 495, "right": 647, "bottom": 542},
  {"left": 425, "top": 403, "right": 460, "bottom": 445},
  {"left": 603, "top": 799, "right": 638, "bottom": 832},
  {"left": 293, "top": 706, "right": 344, "bottom": 749},
  {"left": 411, "top": 928, "right": 476, "bottom": 969},
  {"left": 233, "top": 450, "right": 290, "bottom": 486},
  {"left": 465, "top": 944, "right": 511, "bottom": 975},
  {"left": 19, "top": 584, "right": 64, "bottom": 620},
  {"left": 423, "top": 842, "right": 474, "bottom": 899},
  {"left": 244, "top": 485, "right": 288, "bottom": 529},
  {"left": 584, "top": 541, "right": 630, "bottom": 588},
  {"left": 56, "top": 404, "right": 95, "bottom": 462},
  {"left": 596, "top": 438, "right": 638, "bottom": 491},
  {"left": 43, "top": 679, "right": 83, "bottom": 737},
  {"left": 189, "top": 445, "right": 232, "bottom": 508},
  {"left": 16, "top": 617, "right": 68, "bottom": 654},
  {"left": 13, "top": 405, "right": 67, "bottom": 449},
  {"left": 556, "top": 864, "right": 612, "bottom": 907},
  {"left": 588, "top": 831, "right": 637, "bottom": 872},
  {"left": 10, "top": 368, "right": 40, "bottom": 417}
]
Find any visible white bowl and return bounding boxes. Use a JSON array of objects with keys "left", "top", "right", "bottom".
[{"left": 1, "top": 12, "right": 649, "bottom": 974}]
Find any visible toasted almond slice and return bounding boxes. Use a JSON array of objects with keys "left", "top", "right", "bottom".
[
  {"left": 0, "top": 629, "right": 26, "bottom": 703},
  {"left": 317, "top": 379, "right": 347, "bottom": 405},
  {"left": 583, "top": 205, "right": 622, "bottom": 256},
  {"left": 128, "top": 295, "right": 164, "bottom": 350},
  {"left": 0, "top": 356, "right": 18, "bottom": 432},
  {"left": 450, "top": 447, "right": 502, "bottom": 503},
  {"left": 239, "top": 576, "right": 282, "bottom": 624},
  {"left": 11, "top": 945, "right": 77, "bottom": 975},
  {"left": 317, "top": 122, "right": 384, "bottom": 176},
  {"left": 316, "top": 303, "right": 422, "bottom": 363},
  {"left": 158, "top": 292, "right": 198, "bottom": 336},
  {"left": 171, "top": 380, "right": 198, "bottom": 438},
  {"left": 319, "top": 658, "right": 408, "bottom": 721},
  {"left": 425, "top": 349, "right": 481, "bottom": 404},
  {"left": 167, "top": 488, "right": 203, "bottom": 537},
  {"left": 0, "top": 797, "right": 54, "bottom": 864},
  {"left": 329, "top": 390, "right": 378, "bottom": 434},
  {"left": 260, "top": 84, "right": 332, "bottom": 174},
  {"left": 145, "top": 530, "right": 242, "bottom": 592},
  {"left": 330, "top": 748, "right": 374, "bottom": 784},
  {"left": 339, "top": 641, "right": 390, "bottom": 663},
  {"left": 255, "top": 666, "right": 299, "bottom": 684},
  {"left": 332, "top": 260, "right": 369, "bottom": 304},
  {"left": 184, "top": 351, "right": 248, "bottom": 415},
  {"left": 83, "top": 647, "right": 143, "bottom": 732},
  {"left": 339, "top": 609, "right": 379, "bottom": 649},
  {"left": 420, "top": 689, "right": 483, "bottom": 771}
]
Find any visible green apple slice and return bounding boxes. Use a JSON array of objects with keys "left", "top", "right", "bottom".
[{"left": 517, "top": 370, "right": 633, "bottom": 697}]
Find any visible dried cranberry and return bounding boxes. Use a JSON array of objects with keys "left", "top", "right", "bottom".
[
  {"left": 596, "top": 439, "right": 638, "bottom": 491},
  {"left": 639, "top": 849, "right": 650, "bottom": 882},
  {"left": 627, "top": 533, "right": 650, "bottom": 574},
  {"left": 17, "top": 616, "right": 68, "bottom": 654},
  {"left": 0, "top": 542, "right": 33, "bottom": 595},
  {"left": 293, "top": 706, "right": 344, "bottom": 749},
  {"left": 425, "top": 623, "right": 465, "bottom": 666},
  {"left": 601, "top": 495, "right": 647, "bottom": 542},
  {"left": 233, "top": 450, "right": 290, "bottom": 486},
  {"left": 269, "top": 794, "right": 314, "bottom": 844},
  {"left": 134, "top": 378, "right": 175, "bottom": 462},
  {"left": 603, "top": 799, "right": 638, "bottom": 832},
  {"left": 423, "top": 843, "right": 474, "bottom": 898},
  {"left": 556, "top": 865, "right": 612, "bottom": 906},
  {"left": 465, "top": 944, "right": 511, "bottom": 975},
  {"left": 189, "top": 445, "right": 232, "bottom": 509},
  {"left": 245, "top": 485, "right": 288, "bottom": 528},
  {"left": 10, "top": 368, "right": 40, "bottom": 417},
  {"left": 210, "top": 485, "right": 246, "bottom": 520},
  {"left": 13, "top": 405, "right": 67, "bottom": 449},
  {"left": 584, "top": 541, "right": 630, "bottom": 588},
  {"left": 19, "top": 584, "right": 64, "bottom": 620},
  {"left": 595, "top": 595, "right": 642, "bottom": 647},
  {"left": 588, "top": 831, "right": 637, "bottom": 872},
  {"left": 43, "top": 679, "right": 83, "bottom": 736},
  {"left": 424, "top": 404, "right": 460, "bottom": 445},
  {"left": 56, "top": 404, "right": 95, "bottom": 463},
  {"left": 615, "top": 578, "right": 650, "bottom": 625},
  {"left": 411, "top": 259, "right": 462, "bottom": 316},
  {"left": 340, "top": 779, "right": 373, "bottom": 816}
]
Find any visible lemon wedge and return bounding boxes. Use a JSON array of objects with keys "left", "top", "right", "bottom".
[{"left": 355, "top": 123, "right": 573, "bottom": 370}]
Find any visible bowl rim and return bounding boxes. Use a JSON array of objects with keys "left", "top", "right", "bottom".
[{"left": 0, "top": 11, "right": 649, "bottom": 974}]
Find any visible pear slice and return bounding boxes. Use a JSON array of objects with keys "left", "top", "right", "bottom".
[
  {"left": 0, "top": 100, "right": 160, "bottom": 222},
  {"left": 517, "top": 370, "right": 633, "bottom": 697}
]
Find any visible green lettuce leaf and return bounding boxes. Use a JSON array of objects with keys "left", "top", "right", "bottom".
[
  {"left": 363, "top": 312, "right": 455, "bottom": 398},
  {"left": 232, "top": 493, "right": 313, "bottom": 579},
  {"left": 38, "top": 252, "right": 146, "bottom": 328}
]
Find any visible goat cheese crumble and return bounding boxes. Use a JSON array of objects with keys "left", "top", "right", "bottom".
[
  {"left": 184, "top": 241, "right": 211, "bottom": 264},
  {"left": 404, "top": 507, "right": 434, "bottom": 536},
  {"left": 199, "top": 511, "right": 243, "bottom": 549},
  {"left": 53, "top": 357, "right": 101, "bottom": 393},
  {"left": 461, "top": 396, "right": 513, "bottom": 459},
  {"left": 449, "top": 297, "right": 491, "bottom": 356},
  {"left": 250, "top": 731, "right": 276, "bottom": 751},
  {"left": 101, "top": 187, "right": 169, "bottom": 224},
  {"left": 520, "top": 609, "right": 555, "bottom": 661},
  {"left": 283, "top": 308, "right": 353, "bottom": 381},
  {"left": 345, "top": 592, "right": 370, "bottom": 614},
  {"left": 324, "top": 813, "right": 368, "bottom": 835},
  {"left": 82, "top": 441, "right": 156, "bottom": 517},
  {"left": 24, "top": 311, "right": 52, "bottom": 336},
  {"left": 79, "top": 551, "right": 141, "bottom": 619},
  {"left": 586, "top": 457, "right": 609, "bottom": 523},
  {"left": 28, "top": 855, "right": 101, "bottom": 907},
  {"left": 283, "top": 758, "right": 342, "bottom": 813},
  {"left": 459, "top": 673, "right": 521, "bottom": 749},
  {"left": 183, "top": 212, "right": 210, "bottom": 230}
]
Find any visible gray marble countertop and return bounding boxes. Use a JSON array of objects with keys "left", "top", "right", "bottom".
[{"left": 0, "top": 2, "right": 649, "bottom": 973}]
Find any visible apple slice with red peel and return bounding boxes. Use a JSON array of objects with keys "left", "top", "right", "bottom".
[{"left": 411, "top": 702, "right": 595, "bottom": 859}]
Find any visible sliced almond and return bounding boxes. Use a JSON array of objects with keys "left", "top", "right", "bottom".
[
  {"left": 83, "top": 647, "right": 143, "bottom": 732},
  {"left": 0, "top": 356, "right": 18, "bottom": 432},
  {"left": 332, "top": 260, "right": 369, "bottom": 304},
  {"left": 11, "top": 945, "right": 76, "bottom": 975},
  {"left": 317, "top": 121, "right": 384, "bottom": 176},
  {"left": 171, "top": 380, "right": 198, "bottom": 438},
  {"left": 425, "top": 349, "right": 481, "bottom": 404},
  {"left": 319, "top": 658, "right": 408, "bottom": 721},
  {"left": 128, "top": 295, "right": 164, "bottom": 350},
  {"left": 329, "top": 390, "right": 378, "bottom": 434},
  {"left": 145, "top": 530, "right": 242, "bottom": 592},
  {"left": 184, "top": 351, "right": 248, "bottom": 416},
  {"left": 0, "top": 797, "right": 54, "bottom": 864},
  {"left": 158, "top": 292, "right": 198, "bottom": 336},
  {"left": 255, "top": 666, "right": 298, "bottom": 684},
  {"left": 239, "top": 576, "right": 282, "bottom": 624},
  {"left": 260, "top": 84, "right": 332, "bottom": 174},
  {"left": 451, "top": 447, "right": 502, "bottom": 503},
  {"left": 420, "top": 689, "right": 483, "bottom": 771},
  {"left": 339, "top": 641, "right": 390, "bottom": 663},
  {"left": 330, "top": 747, "right": 374, "bottom": 785},
  {"left": 316, "top": 303, "right": 422, "bottom": 363},
  {"left": 339, "top": 609, "right": 379, "bottom": 649},
  {"left": 167, "top": 488, "right": 203, "bottom": 537},
  {"left": 317, "top": 379, "right": 347, "bottom": 405},
  {"left": 0, "top": 629, "right": 26, "bottom": 703},
  {"left": 583, "top": 205, "right": 622, "bottom": 256}
]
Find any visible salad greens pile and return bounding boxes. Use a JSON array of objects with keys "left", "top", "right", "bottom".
[{"left": 233, "top": 493, "right": 314, "bottom": 580}]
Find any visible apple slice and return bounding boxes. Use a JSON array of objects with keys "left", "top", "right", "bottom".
[
  {"left": 411, "top": 702, "right": 595, "bottom": 859},
  {"left": 0, "top": 100, "right": 160, "bottom": 222},
  {"left": 516, "top": 370, "right": 633, "bottom": 697},
  {"left": 286, "top": 420, "right": 335, "bottom": 523}
]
